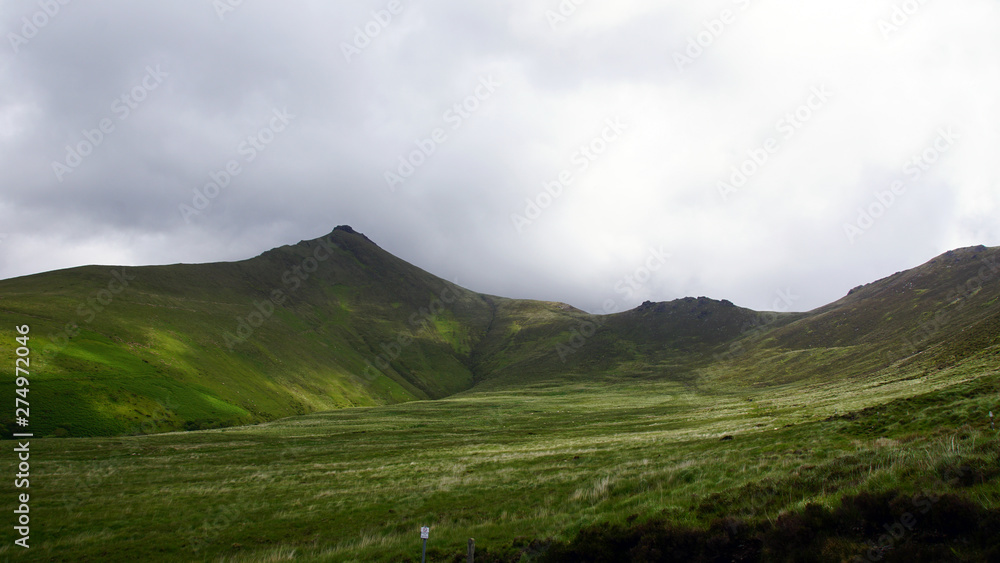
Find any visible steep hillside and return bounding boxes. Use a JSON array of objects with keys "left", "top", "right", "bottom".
[
  {"left": 704, "top": 245, "right": 1000, "bottom": 388},
  {"left": 0, "top": 227, "right": 499, "bottom": 436},
  {"left": 469, "top": 296, "right": 783, "bottom": 390},
  {"left": 4, "top": 235, "right": 998, "bottom": 561},
  {"left": 1, "top": 231, "right": 997, "bottom": 438}
]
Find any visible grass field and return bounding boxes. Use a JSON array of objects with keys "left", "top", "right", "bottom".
[
  {"left": 2, "top": 236, "right": 998, "bottom": 560},
  {"left": 4, "top": 352, "right": 998, "bottom": 562}
]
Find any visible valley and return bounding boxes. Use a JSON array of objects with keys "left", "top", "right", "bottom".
[{"left": 1, "top": 228, "right": 998, "bottom": 561}]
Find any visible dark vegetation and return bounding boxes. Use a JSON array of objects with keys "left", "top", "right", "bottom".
[{"left": 536, "top": 491, "right": 1000, "bottom": 563}]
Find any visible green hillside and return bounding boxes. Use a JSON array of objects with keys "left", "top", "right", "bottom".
[
  {"left": 0, "top": 226, "right": 499, "bottom": 436},
  {"left": 1, "top": 229, "right": 998, "bottom": 439},
  {"left": 704, "top": 245, "right": 1000, "bottom": 390},
  {"left": 1, "top": 232, "right": 999, "bottom": 560},
  {"left": 6, "top": 332, "right": 999, "bottom": 561}
]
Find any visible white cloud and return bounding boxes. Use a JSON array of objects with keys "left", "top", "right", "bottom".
[{"left": 0, "top": 0, "right": 998, "bottom": 313}]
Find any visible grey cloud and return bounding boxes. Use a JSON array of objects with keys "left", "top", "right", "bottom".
[{"left": 1, "top": 0, "right": 998, "bottom": 314}]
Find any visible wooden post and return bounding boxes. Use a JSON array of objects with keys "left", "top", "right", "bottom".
[{"left": 467, "top": 538, "right": 475, "bottom": 562}]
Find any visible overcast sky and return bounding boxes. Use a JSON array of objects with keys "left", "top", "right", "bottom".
[{"left": 1, "top": 0, "right": 998, "bottom": 314}]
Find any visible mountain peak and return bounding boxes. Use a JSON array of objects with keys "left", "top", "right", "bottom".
[
  {"left": 331, "top": 225, "right": 378, "bottom": 246},
  {"left": 333, "top": 225, "right": 359, "bottom": 234},
  {"left": 2, "top": 233, "right": 998, "bottom": 438}
]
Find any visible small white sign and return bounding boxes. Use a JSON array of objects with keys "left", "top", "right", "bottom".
[{"left": 420, "top": 526, "right": 430, "bottom": 539}]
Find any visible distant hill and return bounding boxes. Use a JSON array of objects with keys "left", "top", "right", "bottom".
[
  {"left": 706, "top": 245, "right": 1000, "bottom": 389},
  {"left": 1, "top": 227, "right": 996, "bottom": 437}
]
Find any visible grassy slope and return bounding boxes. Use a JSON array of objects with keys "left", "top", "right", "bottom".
[
  {"left": 1, "top": 236, "right": 998, "bottom": 440},
  {"left": 0, "top": 227, "right": 502, "bottom": 436},
  {"left": 703, "top": 245, "right": 1000, "bottom": 391},
  {"left": 470, "top": 296, "right": 779, "bottom": 391},
  {"left": 0, "top": 238, "right": 998, "bottom": 559},
  {"left": 0, "top": 227, "right": 800, "bottom": 437},
  {"left": 4, "top": 347, "right": 997, "bottom": 561}
]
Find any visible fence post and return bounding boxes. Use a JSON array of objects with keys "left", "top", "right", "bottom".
[{"left": 468, "top": 538, "right": 475, "bottom": 562}]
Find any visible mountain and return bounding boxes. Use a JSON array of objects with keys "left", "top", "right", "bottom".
[
  {"left": 0, "top": 226, "right": 490, "bottom": 435},
  {"left": 706, "top": 245, "right": 1000, "bottom": 389},
  {"left": 1, "top": 227, "right": 997, "bottom": 437}
]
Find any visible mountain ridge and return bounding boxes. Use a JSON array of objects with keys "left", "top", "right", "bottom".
[{"left": 1, "top": 227, "right": 997, "bottom": 437}]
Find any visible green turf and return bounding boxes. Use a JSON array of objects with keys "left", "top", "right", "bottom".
[
  {"left": 1, "top": 231, "right": 996, "bottom": 441},
  {"left": 1, "top": 351, "right": 997, "bottom": 561},
  {"left": 1, "top": 231, "right": 999, "bottom": 560}
]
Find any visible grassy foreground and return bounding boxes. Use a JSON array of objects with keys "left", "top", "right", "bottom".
[{"left": 3, "top": 354, "right": 998, "bottom": 561}]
